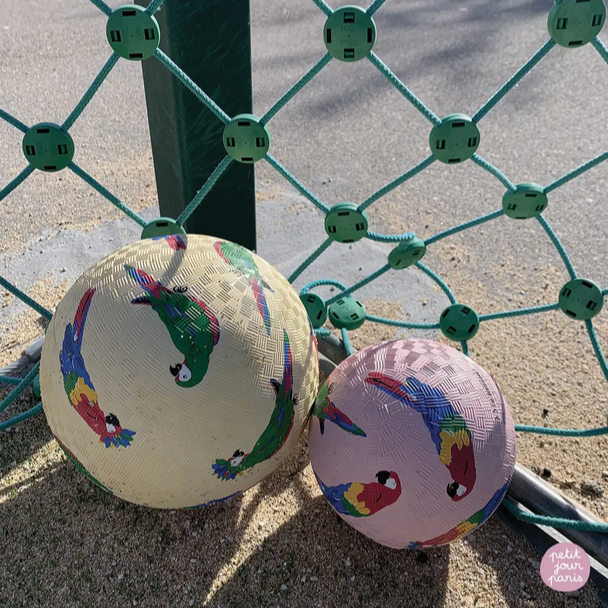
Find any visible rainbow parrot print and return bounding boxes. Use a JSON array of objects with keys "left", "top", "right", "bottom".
[
  {"left": 212, "top": 330, "right": 297, "bottom": 480},
  {"left": 365, "top": 373, "right": 477, "bottom": 502},
  {"left": 406, "top": 478, "right": 511, "bottom": 548},
  {"left": 315, "top": 471, "right": 402, "bottom": 517},
  {"left": 59, "top": 289, "right": 136, "bottom": 448},
  {"left": 214, "top": 241, "right": 274, "bottom": 335},
  {"left": 125, "top": 265, "right": 220, "bottom": 388}
]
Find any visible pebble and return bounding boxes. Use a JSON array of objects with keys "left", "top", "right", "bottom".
[
  {"left": 345, "top": 557, "right": 351, "bottom": 567},
  {"left": 506, "top": 544, "right": 513, "bottom": 553},
  {"left": 541, "top": 468, "right": 551, "bottom": 479},
  {"left": 581, "top": 481, "right": 604, "bottom": 497},
  {"left": 189, "top": 601, "right": 195, "bottom": 607},
  {"left": 112, "top": 560, "right": 117, "bottom": 567},
  {"left": 117, "top": 573, "right": 124, "bottom": 581},
  {"left": 280, "top": 584, "right": 288, "bottom": 591},
  {"left": 132, "top": 601, "right": 137, "bottom": 607},
  {"left": 190, "top": 559, "right": 197, "bottom": 564},
  {"left": 310, "top": 576, "right": 318, "bottom": 582}
]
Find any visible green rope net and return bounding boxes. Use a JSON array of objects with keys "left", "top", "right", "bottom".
[{"left": 1, "top": 0, "right": 608, "bottom": 533}]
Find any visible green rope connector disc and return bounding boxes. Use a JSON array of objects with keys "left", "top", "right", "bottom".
[
  {"left": 223, "top": 114, "right": 270, "bottom": 164},
  {"left": 106, "top": 5, "right": 160, "bottom": 61},
  {"left": 440, "top": 304, "right": 480, "bottom": 341},
  {"left": 141, "top": 218, "right": 187, "bottom": 240},
  {"left": 328, "top": 297, "right": 366, "bottom": 330},
  {"left": 22, "top": 123, "right": 74, "bottom": 172},
  {"left": 323, "top": 5, "right": 377, "bottom": 62},
  {"left": 429, "top": 114, "right": 480, "bottom": 164},
  {"left": 388, "top": 236, "right": 427, "bottom": 270},
  {"left": 502, "top": 183, "right": 548, "bottom": 220},
  {"left": 548, "top": 0, "right": 605, "bottom": 48},
  {"left": 32, "top": 375, "right": 41, "bottom": 399},
  {"left": 324, "top": 203, "right": 368, "bottom": 244},
  {"left": 558, "top": 278, "right": 604, "bottom": 320},
  {"left": 300, "top": 293, "right": 328, "bottom": 329}
]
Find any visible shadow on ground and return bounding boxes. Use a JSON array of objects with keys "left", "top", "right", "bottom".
[{"left": 1, "top": 407, "right": 604, "bottom": 608}]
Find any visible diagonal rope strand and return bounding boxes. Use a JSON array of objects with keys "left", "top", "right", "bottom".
[
  {"left": 544, "top": 149, "right": 608, "bottom": 193},
  {"left": 0, "top": 166, "right": 35, "bottom": 203},
  {"left": 69, "top": 163, "right": 147, "bottom": 227},
  {"left": 367, "top": 52, "right": 441, "bottom": 125},
  {"left": 473, "top": 40, "right": 555, "bottom": 123},
  {"left": 154, "top": 50, "right": 231, "bottom": 124},
  {"left": 261, "top": 53, "right": 333, "bottom": 125},
  {"left": 0, "top": 108, "right": 29, "bottom": 133},
  {"left": 0, "top": 276, "right": 53, "bottom": 320},
  {"left": 177, "top": 156, "right": 234, "bottom": 226},
  {"left": 87, "top": 0, "right": 113, "bottom": 17},
  {"left": 62, "top": 54, "right": 120, "bottom": 131}
]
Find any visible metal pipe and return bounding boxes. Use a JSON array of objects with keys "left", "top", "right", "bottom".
[
  {"left": 0, "top": 337, "right": 43, "bottom": 378},
  {"left": 509, "top": 464, "right": 608, "bottom": 568}
]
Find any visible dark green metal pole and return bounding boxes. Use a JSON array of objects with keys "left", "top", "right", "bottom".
[{"left": 136, "top": 0, "right": 256, "bottom": 250}]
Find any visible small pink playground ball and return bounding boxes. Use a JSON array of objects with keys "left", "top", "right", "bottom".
[{"left": 308, "top": 338, "right": 516, "bottom": 549}]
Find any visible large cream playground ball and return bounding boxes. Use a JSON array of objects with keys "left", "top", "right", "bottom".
[
  {"left": 40, "top": 234, "right": 319, "bottom": 508},
  {"left": 309, "top": 338, "right": 516, "bottom": 549}
]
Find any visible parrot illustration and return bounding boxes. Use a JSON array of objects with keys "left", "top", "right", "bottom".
[
  {"left": 59, "top": 289, "right": 136, "bottom": 448},
  {"left": 365, "top": 372, "right": 476, "bottom": 502},
  {"left": 151, "top": 234, "right": 186, "bottom": 251},
  {"left": 315, "top": 470, "right": 402, "bottom": 517},
  {"left": 213, "top": 241, "right": 274, "bottom": 335},
  {"left": 406, "top": 478, "right": 511, "bottom": 548},
  {"left": 212, "top": 329, "right": 297, "bottom": 481},
  {"left": 125, "top": 265, "right": 220, "bottom": 388},
  {"left": 312, "top": 380, "right": 367, "bottom": 437}
]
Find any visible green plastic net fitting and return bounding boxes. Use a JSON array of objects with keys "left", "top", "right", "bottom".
[
  {"left": 106, "top": 5, "right": 160, "bottom": 61},
  {"left": 502, "top": 183, "right": 548, "bottom": 220},
  {"left": 223, "top": 114, "right": 270, "bottom": 164},
  {"left": 22, "top": 123, "right": 74, "bottom": 172},
  {"left": 300, "top": 293, "right": 328, "bottom": 328},
  {"left": 440, "top": 304, "right": 480, "bottom": 341},
  {"left": 548, "top": 0, "right": 606, "bottom": 48},
  {"left": 329, "top": 297, "right": 366, "bottom": 330},
  {"left": 559, "top": 278, "right": 604, "bottom": 320},
  {"left": 141, "top": 218, "right": 186, "bottom": 240},
  {"left": 388, "top": 236, "right": 427, "bottom": 270},
  {"left": 323, "top": 6, "right": 377, "bottom": 62},
  {"left": 429, "top": 114, "right": 480, "bottom": 164},
  {"left": 324, "top": 202, "right": 369, "bottom": 243}
]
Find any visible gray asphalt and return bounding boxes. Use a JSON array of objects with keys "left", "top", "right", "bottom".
[{"left": 1, "top": 0, "right": 607, "bottom": 333}]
